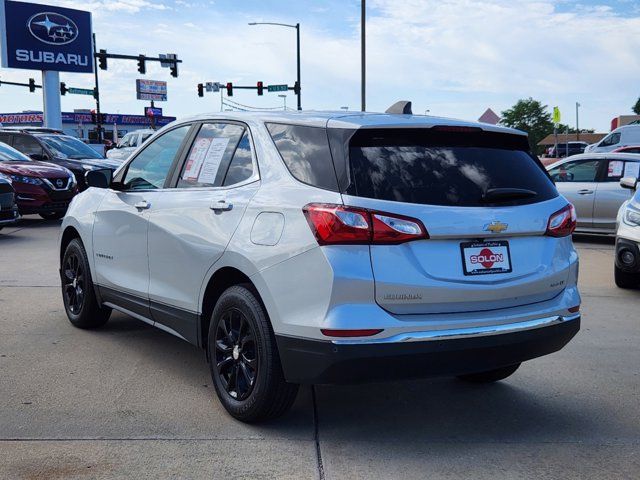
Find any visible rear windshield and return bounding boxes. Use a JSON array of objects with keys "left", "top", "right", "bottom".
[{"left": 342, "top": 129, "right": 557, "bottom": 207}]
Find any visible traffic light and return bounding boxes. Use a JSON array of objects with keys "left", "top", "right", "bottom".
[
  {"left": 170, "top": 62, "right": 178, "bottom": 78},
  {"left": 98, "top": 49, "right": 107, "bottom": 70},
  {"left": 257, "top": 81, "right": 263, "bottom": 96},
  {"left": 293, "top": 81, "right": 300, "bottom": 95},
  {"left": 197, "top": 83, "right": 204, "bottom": 97},
  {"left": 60, "top": 82, "right": 67, "bottom": 96},
  {"left": 93, "top": 87, "right": 98, "bottom": 100},
  {"left": 90, "top": 110, "right": 97, "bottom": 124},
  {"left": 137, "top": 55, "right": 146, "bottom": 74},
  {"left": 226, "top": 82, "right": 233, "bottom": 96},
  {"left": 28, "top": 78, "right": 36, "bottom": 93}
]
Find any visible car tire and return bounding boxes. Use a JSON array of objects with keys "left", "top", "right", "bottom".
[
  {"left": 207, "top": 285, "right": 299, "bottom": 423},
  {"left": 456, "top": 363, "right": 521, "bottom": 383},
  {"left": 40, "top": 211, "right": 65, "bottom": 220},
  {"left": 615, "top": 265, "right": 639, "bottom": 289},
  {"left": 61, "top": 238, "right": 111, "bottom": 329}
]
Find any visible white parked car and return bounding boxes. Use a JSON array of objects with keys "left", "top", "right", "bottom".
[
  {"left": 614, "top": 176, "right": 640, "bottom": 288},
  {"left": 106, "top": 129, "right": 154, "bottom": 162},
  {"left": 59, "top": 111, "right": 581, "bottom": 422},
  {"left": 585, "top": 125, "right": 640, "bottom": 153}
]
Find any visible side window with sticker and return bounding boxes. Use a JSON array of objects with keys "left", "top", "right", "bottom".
[{"left": 177, "top": 123, "right": 245, "bottom": 188}]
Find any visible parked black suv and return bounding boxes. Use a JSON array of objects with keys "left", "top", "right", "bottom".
[
  {"left": 0, "top": 128, "right": 120, "bottom": 190},
  {"left": 548, "top": 141, "right": 589, "bottom": 158}
]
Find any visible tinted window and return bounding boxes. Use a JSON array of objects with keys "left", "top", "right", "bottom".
[
  {"left": 266, "top": 123, "right": 338, "bottom": 191},
  {"left": 12, "top": 135, "right": 44, "bottom": 156},
  {"left": 177, "top": 123, "right": 246, "bottom": 188},
  {"left": 223, "top": 132, "right": 254, "bottom": 186},
  {"left": 549, "top": 160, "right": 600, "bottom": 182},
  {"left": 344, "top": 129, "right": 557, "bottom": 207},
  {"left": 0, "top": 133, "right": 12, "bottom": 145},
  {"left": 600, "top": 132, "right": 621, "bottom": 147},
  {"left": 39, "top": 135, "right": 103, "bottom": 159},
  {"left": 123, "top": 125, "right": 190, "bottom": 190}
]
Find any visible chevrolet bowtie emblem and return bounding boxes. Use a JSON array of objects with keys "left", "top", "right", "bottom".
[{"left": 484, "top": 221, "right": 508, "bottom": 233}]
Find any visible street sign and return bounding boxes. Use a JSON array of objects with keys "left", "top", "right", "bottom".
[
  {"left": 267, "top": 84, "right": 288, "bottom": 92},
  {"left": 553, "top": 106, "right": 561, "bottom": 124},
  {"left": 68, "top": 87, "right": 93, "bottom": 95},
  {"left": 136, "top": 79, "right": 167, "bottom": 101},
  {"left": 0, "top": 1, "right": 94, "bottom": 73},
  {"left": 159, "top": 53, "right": 176, "bottom": 68},
  {"left": 205, "top": 82, "right": 221, "bottom": 93},
  {"left": 144, "top": 106, "right": 162, "bottom": 118}
]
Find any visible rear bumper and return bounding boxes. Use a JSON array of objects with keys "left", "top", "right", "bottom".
[{"left": 276, "top": 314, "right": 580, "bottom": 384}]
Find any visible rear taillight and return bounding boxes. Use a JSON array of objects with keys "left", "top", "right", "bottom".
[
  {"left": 545, "top": 204, "right": 577, "bottom": 237},
  {"left": 303, "top": 203, "right": 429, "bottom": 245}
]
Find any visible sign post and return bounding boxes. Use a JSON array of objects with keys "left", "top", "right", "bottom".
[{"left": 0, "top": 1, "right": 94, "bottom": 130}]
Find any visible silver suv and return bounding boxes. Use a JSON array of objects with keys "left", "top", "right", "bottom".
[{"left": 59, "top": 111, "right": 581, "bottom": 422}]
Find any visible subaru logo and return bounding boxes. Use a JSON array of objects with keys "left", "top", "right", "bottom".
[
  {"left": 28, "top": 12, "right": 79, "bottom": 45},
  {"left": 56, "top": 179, "right": 64, "bottom": 188}
]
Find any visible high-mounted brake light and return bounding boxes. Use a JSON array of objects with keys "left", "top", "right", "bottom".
[
  {"left": 545, "top": 204, "right": 577, "bottom": 237},
  {"left": 303, "top": 203, "right": 429, "bottom": 245}
]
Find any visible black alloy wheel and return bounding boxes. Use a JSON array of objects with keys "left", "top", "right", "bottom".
[
  {"left": 215, "top": 307, "right": 258, "bottom": 401},
  {"left": 63, "top": 251, "right": 85, "bottom": 315}
]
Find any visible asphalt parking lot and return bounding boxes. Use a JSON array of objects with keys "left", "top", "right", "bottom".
[{"left": 1, "top": 218, "right": 639, "bottom": 479}]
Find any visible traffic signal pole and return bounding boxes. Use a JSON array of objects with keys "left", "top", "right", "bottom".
[{"left": 92, "top": 33, "right": 103, "bottom": 142}]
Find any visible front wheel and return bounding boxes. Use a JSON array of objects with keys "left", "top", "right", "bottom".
[
  {"left": 615, "top": 265, "right": 640, "bottom": 289},
  {"left": 207, "top": 285, "right": 298, "bottom": 423},
  {"left": 61, "top": 238, "right": 111, "bottom": 329},
  {"left": 40, "top": 211, "right": 65, "bottom": 220},
  {"left": 457, "top": 363, "right": 521, "bottom": 383}
]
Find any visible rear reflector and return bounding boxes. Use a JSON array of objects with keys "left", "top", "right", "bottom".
[
  {"left": 303, "top": 203, "right": 429, "bottom": 245},
  {"left": 321, "top": 328, "right": 383, "bottom": 337},
  {"left": 546, "top": 204, "right": 577, "bottom": 237},
  {"left": 568, "top": 305, "right": 580, "bottom": 313}
]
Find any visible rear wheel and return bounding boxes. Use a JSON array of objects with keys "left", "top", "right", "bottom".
[
  {"left": 615, "top": 265, "right": 640, "bottom": 289},
  {"left": 40, "top": 211, "right": 65, "bottom": 220},
  {"left": 61, "top": 238, "right": 111, "bottom": 329},
  {"left": 457, "top": 363, "right": 521, "bottom": 383},
  {"left": 207, "top": 285, "right": 298, "bottom": 423}
]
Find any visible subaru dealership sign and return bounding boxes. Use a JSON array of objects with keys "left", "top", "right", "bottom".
[{"left": 0, "top": 0, "right": 93, "bottom": 73}]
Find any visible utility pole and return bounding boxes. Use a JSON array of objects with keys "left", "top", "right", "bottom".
[
  {"left": 361, "top": 0, "right": 366, "bottom": 112},
  {"left": 576, "top": 102, "right": 581, "bottom": 142}
]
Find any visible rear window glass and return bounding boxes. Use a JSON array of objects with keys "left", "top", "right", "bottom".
[
  {"left": 344, "top": 129, "right": 558, "bottom": 207},
  {"left": 266, "top": 123, "right": 338, "bottom": 191}
]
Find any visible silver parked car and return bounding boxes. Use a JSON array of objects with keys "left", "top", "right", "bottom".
[
  {"left": 106, "top": 129, "right": 154, "bottom": 163},
  {"left": 547, "top": 153, "right": 640, "bottom": 234},
  {"left": 59, "top": 111, "right": 581, "bottom": 422}
]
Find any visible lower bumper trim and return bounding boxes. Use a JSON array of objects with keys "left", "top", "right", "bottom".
[{"left": 276, "top": 316, "right": 580, "bottom": 385}]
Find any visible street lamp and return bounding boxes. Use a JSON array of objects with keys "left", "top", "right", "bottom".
[
  {"left": 278, "top": 94, "right": 287, "bottom": 111},
  {"left": 249, "top": 21, "right": 301, "bottom": 110}
]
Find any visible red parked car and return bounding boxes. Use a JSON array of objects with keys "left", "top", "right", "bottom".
[{"left": 0, "top": 141, "right": 77, "bottom": 220}]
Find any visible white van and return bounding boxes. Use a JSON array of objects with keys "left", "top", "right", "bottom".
[{"left": 586, "top": 125, "right": 640, "bottom": 153}]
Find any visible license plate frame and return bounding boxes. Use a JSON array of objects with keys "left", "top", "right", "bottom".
[{"left": 460, "top": 240, "right": 512, "bottom": 276}]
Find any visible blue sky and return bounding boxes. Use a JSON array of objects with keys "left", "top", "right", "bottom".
[{"left": 1, "top": 0, "right": 639, "bottom": 132}]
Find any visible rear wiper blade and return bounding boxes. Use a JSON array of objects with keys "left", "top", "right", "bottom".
[{"left": 481, "top": 188, "right": 537, "bottom": 202}]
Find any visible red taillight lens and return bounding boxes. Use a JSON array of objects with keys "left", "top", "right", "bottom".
[
  {"left": 546, "top": 204, "right": 577, "bottom": 237},
  {"left": 321, "top": 328, "right": 383, "bottom": 337},
  {"left": 303, "top": 203, "right": 429, "bottom": 245}
]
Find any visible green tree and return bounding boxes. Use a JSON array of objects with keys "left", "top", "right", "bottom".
[
  {"left": 500, "top": 98, "right": 554, "bottom": 153},
  {"left": 633, "top": 97, "right": 640, "bottom": 115}
]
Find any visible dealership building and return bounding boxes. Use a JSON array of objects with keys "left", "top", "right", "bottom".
[{"left": 0, "top": 110, "right": 176, "bottom": 142}]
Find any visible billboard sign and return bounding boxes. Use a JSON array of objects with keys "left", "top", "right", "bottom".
[
  {"left": 144, "top": 106, "right": 162, "bottom": 118},
  {"left": 0, "top": 1, "right": 93, "bottom": 73},
  {"left": 136, "top": 79, "right": 167, "bottom": 101}
]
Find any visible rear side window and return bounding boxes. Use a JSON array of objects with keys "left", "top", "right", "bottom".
[
  {"left": 343, "top": 129, "right": 558, "bottom": 207},
  {"left": 600, "top": 132, "right": 621, "bottom": 147},
  {"left": 266, "top": 123, "right": 338, "bottom": 191}
]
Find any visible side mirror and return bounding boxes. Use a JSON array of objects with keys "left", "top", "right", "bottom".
[
  {"left": 620, "top": 177, "right": 638, "bottom": 190},
  {"left": 29, "top": 153, "right": 48, "bottom": 162},
  {"left": 85, "top": 168, "right": 113, "bottom": 189}
]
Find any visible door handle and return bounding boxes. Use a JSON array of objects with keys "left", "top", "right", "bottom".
[
  {"left": 210, "top": 199, "right": 233, "bottom": 211},
  {"left": 134, "top": 200, "right": 151, "bottom": 210},
  {"left": 577, "top": 189, "right": 594, "bottom": 195}
]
